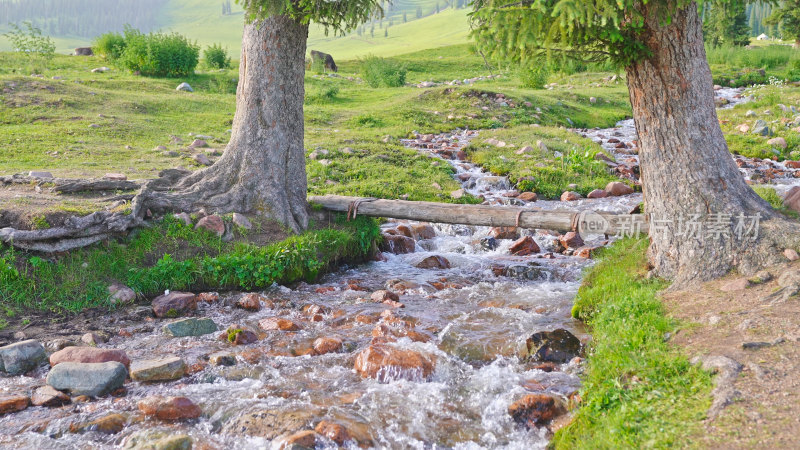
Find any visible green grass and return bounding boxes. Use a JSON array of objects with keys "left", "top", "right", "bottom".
[
  {"left": 0, "top": 214, "right": 379, "bottom": 313},
  {"left": 553, "top": 238, "right": 713, "bottom": 449},
  {"left": 707, "top": 44, "right": 800, "bottom": 87}
]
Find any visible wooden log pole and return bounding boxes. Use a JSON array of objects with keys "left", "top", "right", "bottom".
[{"left": 308, "top": 195, "right": 649, "bottom": 235}]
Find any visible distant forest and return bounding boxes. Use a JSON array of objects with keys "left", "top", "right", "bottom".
[{"left": 0, "top": 0, "right": 165, "bottom": 38}]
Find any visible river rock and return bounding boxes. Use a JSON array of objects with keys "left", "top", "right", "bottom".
[
  {"left": 370, "top": 290, "right": 399, "bottom": 303},
  {"left": 315, "top": 420, "right": 352, "bottom": 445},
  {"left": 490, "top": 226, "right": 519, "bottom": 240},
  {"left": 518, "top": 192, "right": 538, "bottom": 202},
  {"left": 381, "top": 234, "right": 416, "bottom": 254},
  {"left": 276, "top": 430, "right": 321, "bottom": 449},
  {"left": 222, "top": 326, "right": 259, "bottom": 345},
  {"left": 415, "top": 255, "right": 451, "bottom": 269},
  {"left": 31, "top": 385, "right": 70, "bottom": 407},
  {"left": 480, "top": 236, "right": 498, "bottom": 251},
  {"left": 560, "top": 191, "right": 582, "bottom": 201},
  {"left": 71, "top": 413, "right": 126, "bottom": 434},
  {"left": 232, "top": 212, "right": 252, "bottom": 229},
  {"left": 784, "top": 186, "right": 800, "bottom": 214},
  {"left": 313, "top": 337, "right": 343, "bottom": 355},
  {"left": 559, "top": 232, "right": 584, "bottom": 250},
  {"left": 526, "top": 329, "right": 581, "bottom": 363},
  {"left": 50, "top": 347, "right": 130, "bottom": 369},
  {"left": 259, "top": 317, "right": 301, "bottom": 332},
  {"left": 195, "top": 214, "right": 224, "bottom": 236},
  {"left": 151, "top": 291, "right": 197, "bottom": 318},
  {"left": 508, "top": 393, "right": 567, "bottom": 427},
  {"left": 138, "top": 396, "right": 202, "bottom": 421},
  {"left": 509, "top": 236, "right": 540, "bottom": 256},
  {"left": 587, "top": 189, "right": 608, "bottom": 199},
  {"left": 209, "top": 352, "right": 236, "bottom": 366},
  {"left": 162, "top": 317, "right": 217, "bottom": 337},
  {"left": 767, "top": 137, "right": 787, "bottom": 149},
  {"left": 605, "top": 181, "right": 634, "bottom": 196},
  {"left": 222, "top": 409, "right": 315, "bottom": 439},
  {"left": 123, "top": 431, "right": 193, "bottom": 450},
  {"left": 0, "top": 395, "right": 29, "bottom": 415},
  {"left": 130, "top": 357, "right": 186, "bottom": 382},
  {"left": 411, "top": 224, "right": 436, "bottom": 240},
  {"left": 46, "top": 362, "right": 127, "bottom": 397},
  {"left": 0, "top": 340, "right": 46, "bottom": 374},
  {"left": 175, "top": 82, "right": 193, "bottom": 92},
  {"left": 354, "top": 344, "right": 436, "bottom": 382}
]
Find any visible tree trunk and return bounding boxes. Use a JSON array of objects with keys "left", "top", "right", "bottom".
[
  {"left": 139, "top": 15, "right": 310, "bottom": 233},
  {"left": 626, "top": 1, "right": 799, "bottom": 286}
]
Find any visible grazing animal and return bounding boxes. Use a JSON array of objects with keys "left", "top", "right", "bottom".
[
  {"left": 74, "top": 47, "right": 93, "bottom": 56},
  {"left": 310, "top": 50, "right": 338, "bottom": 72}
]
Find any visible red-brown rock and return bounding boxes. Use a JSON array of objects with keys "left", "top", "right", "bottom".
[
  {"left": 31, "top": 385, "right": 70, "bottom": 407},
  {"left": 195, "top": 214, "right": 225, "bottom": 236},
  {"left": 574, "top": 246, "right": 596, "bottom": 259},
  {"left": 315, "top": 421, "right": 352, "bottom": 445},
  {"left": 411, "top": 224, "right": 436, "bottom": 240},
  {"left": 259, "top": 317, "right": 301, "bottom": 332},
  {"left": 518, "top": 192, "right": 538, "bottom": 202},
  {"left": 152, "top": 292, "right": 197, "bottom": 318},
  {"left": 49, "top": 347, "right": 130, "bottom": 369},
  {"left": 395, "top": 225, "right": 414, "bottom": 238},
  {"left": 197, "top": 292, "right": 219, "bottom": 303},
  {"left": 381, "top": 234, "right": 416, "bottom": 254},
  {"left": 313, "top": 337, "right": 343, "bottom": 355},
  {"left": 220, "top": 326, "right": 259, "bottom": 345},
  {"left": 415, "top": 255, "right": 451, "bottom": 269},
  {"left": 559, "top": 232, "right": 584, "bottom": 250},
  {"left": 277, "top": 430, "right": 320, "bottom": 449},
  {"left": 508, "top": 393, "right": 567, "bottom": 427},
  {"left": 785, "top": 161, "right": 800, "bottom": 169},
  {"left": 70, "top": 413, "right": 126, "bottom": 434},
  {"left": 509, "top": 236, "right": 540, "bottom": 256},
  {"left": 0, "top": 395, "right": 29, "bottom": 415},
  {"left": 784, "top": 186, "right": 800, "bottom": 214},
  {"left": 560, "top": 191, "right": 582, "bottom": 201},
  {"left": 490, "top": 226, "right": 520, "bottom": 240},
  {"left": 138, "top": 396, "right": 202, "bottom": 421},
  {"left": 354, "top": 344, "right": 435, "bottom": 382},
  {"left": 604, "top": 181, "right": 634, "bottom": 196},
  {"left": 370, "top": 290, "right": 399, "bottom": 302},
  {"left": 237, "top": 293, "right": 269, "bottom": 311},
  {"left": 586, "top": 189, "right": 608, "bottom": 199}
]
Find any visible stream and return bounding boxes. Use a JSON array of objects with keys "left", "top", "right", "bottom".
[{"left": 0, "top": 87, "right": 767, "bottom": 449}]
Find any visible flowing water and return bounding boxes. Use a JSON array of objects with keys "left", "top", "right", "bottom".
[{"left": 0, "top": 87, "right": 769, "bottom": 449}]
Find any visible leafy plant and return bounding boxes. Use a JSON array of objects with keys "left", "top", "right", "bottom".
[
  {"left": 305, "top": 82, "right": 340, "bottom": 104},
  {"left": 3, "top": 22, "right": 55, "bottom": 59},
  {"left": 518, "top": 60, "right": 549, "bottom": 89},
  {"left": 117, "top": 26, "right": 199, "bottom": 77},
  {"left": 204, "top": 43, "right": 231, "bottom": 69},
  {"left": 361, "top": 55, "right": 407, "bottom": 87},
  {"left": 93, "top": 31, "right": 127, "bottom": 60}
]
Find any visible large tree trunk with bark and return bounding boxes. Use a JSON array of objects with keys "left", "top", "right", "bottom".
[
  {"left": 626, "top": 1, "right": 800, "bottom": 286},
  {"left": 138, "top": 15, "right": 310, "bottom": 232}
]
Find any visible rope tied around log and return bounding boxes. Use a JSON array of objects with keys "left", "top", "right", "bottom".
[{"left": 347, "top": 197, "right": 377, "bottom": 221}]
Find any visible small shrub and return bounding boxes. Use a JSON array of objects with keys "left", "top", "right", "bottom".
[
  {"left": 361, "top": 56, "right": 407, "bottom": 88},
  {"left": 204, "top": 43, "right": 231, "bottom": 69},
  {"left": 207, "top": 73, "right": 239, "bottom": 94},
  {"left": 118, "top": 27, "right": 199, "bottom": 77},
  {"left": 3, "top": 21, "right": 55, "bottom": 59},
  {"left": 518, "top": 60, "right": 549, "bottom": 89},
  {"left": 93, "top": 32, "right": 127, "bottom": 60},
  {"left": 308, "top": 58, "right": 326, "bottom": 75},
  {"left": 306, "top": 82, "right": 340, "bottom": 104}
]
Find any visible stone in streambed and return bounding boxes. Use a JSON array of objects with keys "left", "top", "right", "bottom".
[
  {"left": 604, "top": 181, "right": 634, "bottom": 196},
  {"left": 138, "top": 396, "right": 202, "bottom": 421},
  {"left": 560, "top": 191, "right": 582, "bottom": 202},
  {"left": 415, "top": 255, "right": 451, "bottom": 269},
  {"left": 508, "top": 393, "right": 567, "bottom": 427},
  {"left": 0, "top": 395, "right": 29, "bottom": 415},
  {"left": 509, "top": 236, "right": 540, "bottom": 256},
  {"left": 130, "top": 357, "right": 186, "bottom": 382},
  {"left": 151, "top": 291, "right": 197, "bottom": 318},
  {"left": 46, "top": 361, "right": 127, "bottom": 397},
  {"left": 50, "top": 346, "right": 130, "bottom": 369},
  {"left": 70, "top": 413, "right": 127, "bottom": 434},
  {"left": 0, "top": 339, "right": 47, "bottom": 374},
  {"left": 31, "top": 385, "right": 70, "bottom": 407},
  {"left": 354, "top": 344, "right": 435, "bottom": 382},
  {"left": 526, "top": 329, "right": 581, "bottom": 363},
  {"left": 123, "top": 431, "right": 193, "bottom": 450},
  {"left": 162, "top": 317, "right": 217, "bottom": 337},
  {"left": 222, "top": 409, "right": 315, "bottom": 439}
]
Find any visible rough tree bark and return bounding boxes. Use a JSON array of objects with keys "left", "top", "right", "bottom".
[
  {"left": 137, "top": 15, "right": 310, "bottom": 232},
  {"left": 626, "top": 1, "right": 800, "bottom": 287}
]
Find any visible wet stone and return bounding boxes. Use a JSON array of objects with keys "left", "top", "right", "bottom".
[
  {"left": 130, "top": 357, "right": 186, "bottom": 382},
  {"left": 138, "top": 396, "right": 202, "bottom": 421},
  {"left": 315, "top": 420, "right": 352, "bottom": 445},
  {"left": 71, "top": 413, "right": 126, "bottom": 434},
  {"left": 509, "top": 236, "right": 540, "bottom": 256},
  {"left": 313, "top": 337, "right": 343, "bottom": 355},
  {"left": 151, "top": 292, "right": 197, "bottom": 318},
  {"left": 162, "top": 317, "right": 218, "bottom": 337},
  {"left": 526, "top": 329, "right": 582, "bottom": 363},
  {"left": 508, "top": 393, "right": 567, "bottom": 427},
  {"left": 123, "top": 431, "right": 193, "bottom": 450},
  {"left": 0, "top": 395, "right": 29, "bottom": 415},
  {"left": 259, "top": 317, "right": 301, "bottom": 332},
  {"left": 50, "top": 347, "right": 130, "bottom": 369},
  {"left": 46, "top": 361, "right": 127, "bottom": 397},
  {"left": 354, "top": 344, "right": 436, "bottom": 382},
  {"left": 415, "top": 255, "right": 451, "bottom": 269},
  {"left": 222, "top": 409, "right": 315, "bottom": 439},
  {"left": 31, "top": 385, "right": 70, "bottom": 407},
  {"left": 0, "top": 339, "right": 47, "bottom": 374},
  {"left": 209, "top": 352, "right": 236, "bottom": 366}
]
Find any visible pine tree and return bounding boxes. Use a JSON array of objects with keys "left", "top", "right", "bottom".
[
  {"left": 470, "top": 0, "right": 800, "bottom": 286},
  {"left": 766, "top": 0, "right": 800, "bottom": 46},
  {"left": 703, "top": 0, "right": 751, "bottom": 47}
]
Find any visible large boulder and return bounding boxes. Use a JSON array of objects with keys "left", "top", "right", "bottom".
[
  {"left": 151, "top": 292, "right": 197, "bottom": 318},
  {"left": 0, "top": 340, "right": 46, "bottom": 374},
  {"left": 46, "top": 361, "right": 127, "bottom": 397},
  {"left": 50, "top": 347, "right": 130, "bottom": 369},
  {"left": 526, "top": 329, "right": 581, "bottom": 363},
  {"left": 130, "top": 357, "right": 186, "bottom": 382},
  {"left": 354, "top": 344, "right": 436, "bottom": 382},
  {"left": 162, "top": 318, "right": 218, "bottom": 337}
]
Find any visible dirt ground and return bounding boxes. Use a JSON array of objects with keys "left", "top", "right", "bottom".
[{"left": 663, "top": 262, "right": 800, "bottom": 449}]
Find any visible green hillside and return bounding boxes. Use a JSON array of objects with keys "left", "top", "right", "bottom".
[{"left": 0, "top": 0, "right": 471, "bottom": 58}]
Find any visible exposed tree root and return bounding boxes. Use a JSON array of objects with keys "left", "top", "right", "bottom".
[{"left": 0, "top": 174, "right": 140, "bottom": 193}]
